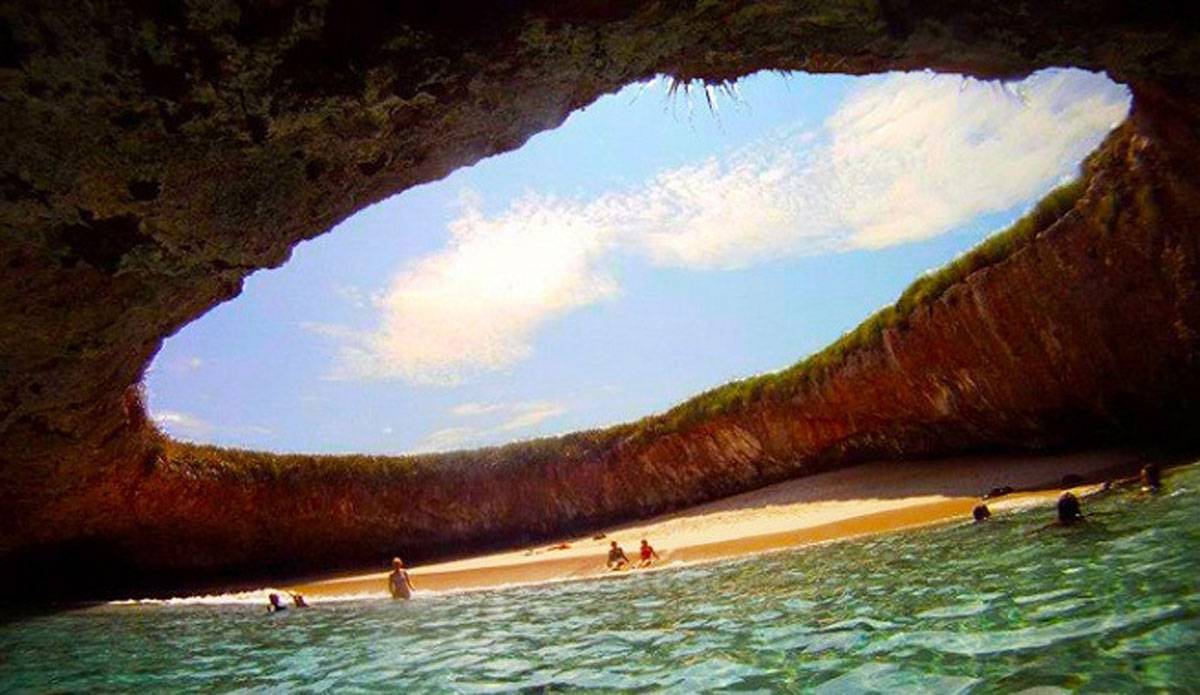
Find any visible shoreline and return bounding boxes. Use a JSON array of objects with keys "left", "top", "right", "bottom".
[{"left": 289, "top": 449, "right": 1142, "bottom": 599}]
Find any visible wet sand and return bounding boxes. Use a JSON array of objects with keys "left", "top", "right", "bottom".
[{"left": 291, "top": 449, "right": 1140, "bottom": 598}]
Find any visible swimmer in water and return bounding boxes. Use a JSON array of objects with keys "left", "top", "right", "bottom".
[
  {"left": 1029, "top": 492, "right": 1090, "bottom": 535},
  {"left": 268, "top": 592, "right": 287, "bottom": 612},
  {"left": 1140, "top": 463, "right": 1162, "bottom": 493},
  {"left": 1056, "top": 492, "right": 1085, "bottom": 525},
  {"left": 607, "top": 541, "right": 630, "bottom": 570},
  {"left": 388, "top": 557, "right": 415, "bottom": 600},
  {"left": 291, "top": 593, "right": 309, "bottom": 608},
  {"left": 972, "top": 504, "right": 992, "bottom": 523},
  {"left": 637, "top": 539, "right": 661, "bottom": 567}
]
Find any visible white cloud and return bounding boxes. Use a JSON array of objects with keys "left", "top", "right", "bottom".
[
  {"left": 450, "top": 402, "right": 507, "bottom": 416},
  {"left": 329, "top": 191, "right": 618, "bottom": 383},
  {"left": 451, "top": 399, "right": 567, "bottom": 431},
  {"left": 637, "top": 70, "right": 1129, "bottom": 264},
  {"left": 495, "top": 401, "right": 567, "bottom": 431},
  {"left": 318, "top": 69, "right": 1128, "bottom": 383},
  {"left": 414, "top": 400, "right": 568, "bottom": 451},
  {"left": 158, "top": 355, "right": 204, "bottom": 375},
  {"left": 414, "top": 426, "right": 478, "bottom": 453},
  {"left": 628, "top": 146, "right": 839, "bottom": 268},
  {"left": 300, "top": 322, "right": 357, "bottom": 340},
  {"left": 826, "top": 70, "right": 1129, "bottom": 248},
  {"left": 153, "top": 410, "right": 271, "bottom": 440},
  {"left": 154, "top": 410, "right": 210, "bottom": 434},
  {"left": 331, "top": 283, "right": 379, "bottom": 310}
]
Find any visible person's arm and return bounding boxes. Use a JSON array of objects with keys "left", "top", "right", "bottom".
[{"left": 404, "top": 570, "right": 416, "bottom": 593}]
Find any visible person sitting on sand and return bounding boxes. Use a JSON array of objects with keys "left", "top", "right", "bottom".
[
  {"left": 388, "top": 557, "right": 415, "bottom": 600},
  {"left": 972, "top": 504, "right": 991, "bottom": 523},
  {"left": 291, "top": 593, "right": 309, "bottom": 608},
  {"left": 268, "top": 592, "right": 287, "bottom": 612},
  {"left": 637, "top": 539, "right": 661, "bottom": 567},
  {"left": 607, "top": 541, "right": 630, "bottom": 570},
  {"left": 1056, "top": 492, "right": 1085, "bottom": 525},
  {"left": 1140, "top": 463, "right": 1162, "bottom": 493}
]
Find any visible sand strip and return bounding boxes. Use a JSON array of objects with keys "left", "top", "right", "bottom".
[{"left": 291, "top": 449, "right": 1139, "bottom": 598}]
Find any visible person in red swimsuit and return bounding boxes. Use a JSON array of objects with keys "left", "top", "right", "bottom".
[{"left": 637, "top": 539, "right": 660, "bottom": 568}]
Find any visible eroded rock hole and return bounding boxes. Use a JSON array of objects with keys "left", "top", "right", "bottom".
[
  {"left": 357, "top": 152, "right": 390, "bottom": 177},
  {"left": 305, "top": 159, "right": 326, "bottom": 181},
  {"left": 127, "top": 178, "right": 162, "bottom": 201},
  {"left": 246, "top": 114, "right": 270, "bottom": 143},
  {"left": 57, "top": 211, "right": 152, "bottom": 273},
  {"left": 145, "top": 70, "right": 1136, "bottom": 459}
]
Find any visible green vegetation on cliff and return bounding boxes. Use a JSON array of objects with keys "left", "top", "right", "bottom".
[{"left": 157, "top": 414, "right": 609, "bottom": 479}]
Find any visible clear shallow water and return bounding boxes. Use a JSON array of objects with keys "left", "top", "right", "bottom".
[{"left": 3, "top": 464, "right": 1198, "bottom": 694}]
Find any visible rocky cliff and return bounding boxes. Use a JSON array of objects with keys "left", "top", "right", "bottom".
[{"left": 2, "top": 2, "right": 1200, "bottom": 598}]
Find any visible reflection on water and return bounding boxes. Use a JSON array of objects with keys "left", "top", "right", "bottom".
[{"left": 2, "top": 464, "right": 1197, "bottom": 694}]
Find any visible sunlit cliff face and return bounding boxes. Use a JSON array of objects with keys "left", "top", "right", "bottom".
[{"left": 1, "top": 1, "right": 1199, "bottom": 599}]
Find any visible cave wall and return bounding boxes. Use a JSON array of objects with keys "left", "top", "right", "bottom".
[{"left": 2, "top": 1, "right": 1200, "bottom": 596}]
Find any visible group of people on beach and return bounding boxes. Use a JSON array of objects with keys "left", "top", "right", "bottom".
[
  {"left": 606, "top": 539, "right": 660, "bottom": 570},
  {"left": 267, "top": 591, "right": 309, "bottom": 611},
  {"left": 383, "top": 538, "right": 661, "bottom": 600},
  {"left": 971, "top": 463, "right": 1164, "bottom": 527}
]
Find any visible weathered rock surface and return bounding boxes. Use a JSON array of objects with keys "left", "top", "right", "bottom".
[{"left": 2, "top": 2, "right": 1199, "bottom": 598}]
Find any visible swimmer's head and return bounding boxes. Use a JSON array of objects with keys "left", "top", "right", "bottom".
[
  {"left": 972, "top": 504, "right": 991, "bottom": 522},
  {"left": 610, "top": 541, "right": 617, "bottom": 548},
  {"left": 1057, "top": 492, "right": 1083, "bottom": 523},
  {"left": 1141, "top": 464, "right": 1161, "bottom": 489},
  {"left": 392, "top": 557, "right": 404, "bottom": 569}
]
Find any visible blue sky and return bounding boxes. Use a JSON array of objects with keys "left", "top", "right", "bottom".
[{"left": 148, "top": 69, "right": 1130, "bottom": 454}]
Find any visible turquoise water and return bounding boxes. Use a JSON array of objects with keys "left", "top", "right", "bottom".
[{"left": 3, "top": 464, "right": 1198, "bottom": 694}]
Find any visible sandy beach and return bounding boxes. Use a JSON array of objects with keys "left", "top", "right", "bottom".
[{"left": 291, "top": 449, "right": 1142, "bottom": 598}]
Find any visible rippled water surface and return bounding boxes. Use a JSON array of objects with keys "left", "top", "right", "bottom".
[{"left": 3, "top": 463, "right": 1198, "bottom": 694}]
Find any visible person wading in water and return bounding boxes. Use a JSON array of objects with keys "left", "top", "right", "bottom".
[
  {"left": 388, "top": 557, "right": 416, "bottom": 599},
  {"left": 1056, "top": 492, "right": 1085, "bottom": 525}
]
